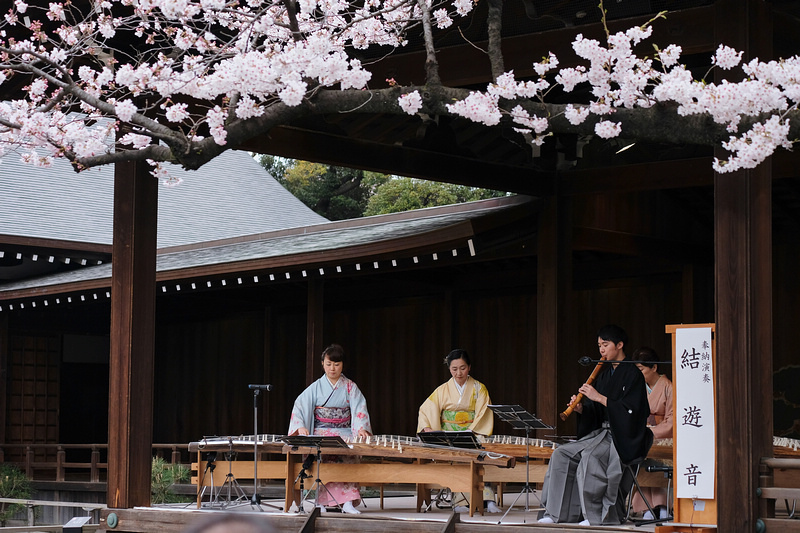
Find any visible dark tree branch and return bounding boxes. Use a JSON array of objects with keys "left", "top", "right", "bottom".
[
  {"left": 71, "top": 83, "right": 800, "bottom": 171},
  {"left": 486, "top": 0, "right": 505, "bottom": 81},
  {"left": 418, "top": 0, "right": 441, "bottom": 86}
]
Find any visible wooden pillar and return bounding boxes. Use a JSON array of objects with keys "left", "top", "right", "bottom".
[
  {"left": 107, "top": 159, "right": 158, "bottom": 508},
  {"left": 537, "top": 189, "right": 571, "bottom": 430},
  {"left": 0, "top": 313, "right": 7, "bottom": 447},
  {"left": 713, "top": 1, "right": 773, "bottom": 530},
  {"left": 306, "top": 279, "right": 324, "bottom": 385},
  {"left": 714, "top": 161, "right": 773, "bottom": 532}
]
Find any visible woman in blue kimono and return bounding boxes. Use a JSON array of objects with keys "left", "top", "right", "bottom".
[{"left": 288, "top": 344, "right": 372, "bottom": 514}]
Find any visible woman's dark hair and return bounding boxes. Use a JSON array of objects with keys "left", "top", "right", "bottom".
[
  {"left": 632, "top": 346, "right": 659, "bottom": 369},
  {"left": 321, "top": 344, "right": 345, "bottom": 363},
  {"left": 597, "top": 324, "right": 628, "bottom": 347},
  {"left": 444, "top": 348, "right": 471, "bottom": 367}
]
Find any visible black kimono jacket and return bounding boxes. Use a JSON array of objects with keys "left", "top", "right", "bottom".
[{"left": 577, "top": 360, "right": 652, "bottom": 464}]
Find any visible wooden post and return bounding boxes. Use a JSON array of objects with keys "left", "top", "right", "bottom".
[
  {"left": 285, "top": 452, "right": 300, "bottom": 512},
  {"left": 306, "top": 279, "right": 324, "bottom": 385},
  {"left": 537, "top": 190, "right": 571, "bottom": 431},
  {"left": 91, "top": 446, "right": 100, "bottom": 483},
  {"left": 107, "top": 158, "right": 158, "bottom": 508},
  {"left": 713, "top": 3, "right": 774, "bottom": 525},
  {"left": 25, "top": 446, "right": 33, "bottom": 477},
  {"left": 0, "top": 313, "right": 7, "bottom": 448},
  {"left": 57, "top": 446, "right": 65, "bottom": 482},
  {"left": 713, "top": 153, "right": 773, "bottom": 532},
  {"left": 713, "top": 1, "right": 773, "bottom": 531}
]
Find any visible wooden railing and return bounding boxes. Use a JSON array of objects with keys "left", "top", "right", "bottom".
[
  {"left": 0, "top": 443, "right": 190, "bottom": 483},
  {"left": 759, "top": 457, "right": 800, "bottom": 532},
  {"left": 0, "top": 497, "right": 106, "bottom": 527}
]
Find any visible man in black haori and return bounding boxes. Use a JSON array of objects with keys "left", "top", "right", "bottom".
[{"left": 538, "top": 325, "right": 651, "bottom": 526}]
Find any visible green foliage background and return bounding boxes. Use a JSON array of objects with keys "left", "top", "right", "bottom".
[
  {"left": 0, "top": 464, "right": 32, "bottom": 526},
  {"left": 257, "top": 155, "right": 506, "bottom": 220},
  {"left": 151, "top": 457, "right": 191, "bottom": 504}
]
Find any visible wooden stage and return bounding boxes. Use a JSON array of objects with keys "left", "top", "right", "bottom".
[
  {"left": 187, "top": 434, "right": 674, "bottom": 519},
  {"left": 84, "top": 435, "right": 672, "bottom": 532},
  {"left": 94, "top": 434, "right": 800, "bottom": 532},
  {"left": 97, "top": 493, "right": 670, "bottom": 533}
]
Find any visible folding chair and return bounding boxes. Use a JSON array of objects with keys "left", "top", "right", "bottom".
[
  {"left": 622, "top": 429, "right": 660, "bottom": 523},
  {"left": 623, "top": 455, "right": 658, "bottom": 522}
]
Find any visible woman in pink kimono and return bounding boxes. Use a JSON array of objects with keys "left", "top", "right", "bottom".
[
  {"left": 288, "top": 344, "right": 372, "bottom": 514},
  {"left": 632, "top": 347, "right": 674, "bottom": 520}
]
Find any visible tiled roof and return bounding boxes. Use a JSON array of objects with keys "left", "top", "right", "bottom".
[
  {"left": 0, "top": 149, "right": 328, "bottom": 248},
  {"left": 0, "top": 196, "right": 531, "bottom": 297}
]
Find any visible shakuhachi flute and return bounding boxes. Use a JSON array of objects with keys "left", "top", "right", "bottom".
[{"left": 559, "top": 356, "right": 607, "bottom": 420}]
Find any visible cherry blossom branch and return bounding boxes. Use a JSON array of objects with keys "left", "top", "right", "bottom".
[
  {"left": 485, "top": 0, "right": 504, "bottom": 81},
  {"left": 417, "top": 0, "right": 441, "bottom": 87},
  {"left": 0, "top": 0, "right": 797, "bottom": 178}
]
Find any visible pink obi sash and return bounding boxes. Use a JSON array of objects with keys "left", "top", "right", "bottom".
[{"left": 314, "top": 406, "right": 351, "bottom": 428}]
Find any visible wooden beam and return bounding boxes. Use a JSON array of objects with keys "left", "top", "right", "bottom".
[
  {"left": 107, "top": 157, "right": 157, "bottom": 509},
  {"left": 0, "top": 235, "right": 112, "bottom": 253},
  {"left": 241, "top": 126, "right": 553, "bottom": 196},
  {"left": 713, "top": 3, "right": 774, "bottom": 531},
  {"left": 572, "top": 227, "right": 711, "bottom": 262},
  {"left": 572, "top": 258, "right": 683, "bottom": 290},
  {"left": 562, "top": 158, "right": 714, "bottom": 195}
]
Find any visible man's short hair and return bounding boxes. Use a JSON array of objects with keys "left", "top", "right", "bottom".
[{"left": 596, "top": 324, "right": 628, "bottom": 346}]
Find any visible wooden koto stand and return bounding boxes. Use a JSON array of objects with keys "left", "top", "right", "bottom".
[
  {"left": 283, "top": 440, "right": 515, "bottom": 517},
  {"left": 191, "top": 436, "right": 515, "bottom": 517}
]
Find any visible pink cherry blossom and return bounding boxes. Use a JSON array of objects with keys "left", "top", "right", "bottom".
[
  {"left": 399, "top": 91, "right": 423, "bottom": 115},
  {"left": 712, "top": 44, "right": 744, "bottom": 71},
  {"left": 114, "top": 100, "right": 138, "bottom": 122},
  {"left": 594, "top": 120, "right": 622, "bottom": 139},
  {"left": 658, "top": 44, "right": 682, "bottom": 68},
  {"left": 0, "top": 0, "right": 794, "bottom": 176},
  {"left": 564, "top": 104, "right": 590, "bottom": 125}
]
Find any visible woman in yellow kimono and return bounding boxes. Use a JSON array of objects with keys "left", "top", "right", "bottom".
[{"left": 417, "top": 349, "right": 499, "bottom": 513}]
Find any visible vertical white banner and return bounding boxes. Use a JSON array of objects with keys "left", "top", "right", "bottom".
[{"left": 675, "top": 327, "right": 715, "bottom": 499}]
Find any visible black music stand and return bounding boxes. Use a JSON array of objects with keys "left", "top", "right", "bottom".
[
  {"left": 281, "top": 435, "right": 350, "bottom": 513},
  {"left": 489, "top": 404, "right": 552, "bottom": 524},
  {"left": 416, "top": 430, "right": 482, "bottom": 449}
]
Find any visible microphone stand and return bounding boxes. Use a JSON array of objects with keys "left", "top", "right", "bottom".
[
  {"left": 249, "top": 385, "right": 281, "bottom": 511},
  {"left": 251, "top": 387, "right": 263, "bottom": 510}
]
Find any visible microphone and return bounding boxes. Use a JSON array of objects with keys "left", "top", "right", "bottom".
[
  {"left": 248, "top": 384, "right": 273, "bottom": 391},
  {"left": 578, "top": 356, "right": 594, "bottom": 366}
]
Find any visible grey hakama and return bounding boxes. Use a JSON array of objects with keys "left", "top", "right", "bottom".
[
  {"left": 540, "top": 426, "right": 631, "bottom": 524},
  {"left": 539, "top": 361, "right": 650, "bottom": 525}
]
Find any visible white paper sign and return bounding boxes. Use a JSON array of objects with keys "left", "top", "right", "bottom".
[{"left": 675, "top": 327, "right": 715, "bottom": 499}]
